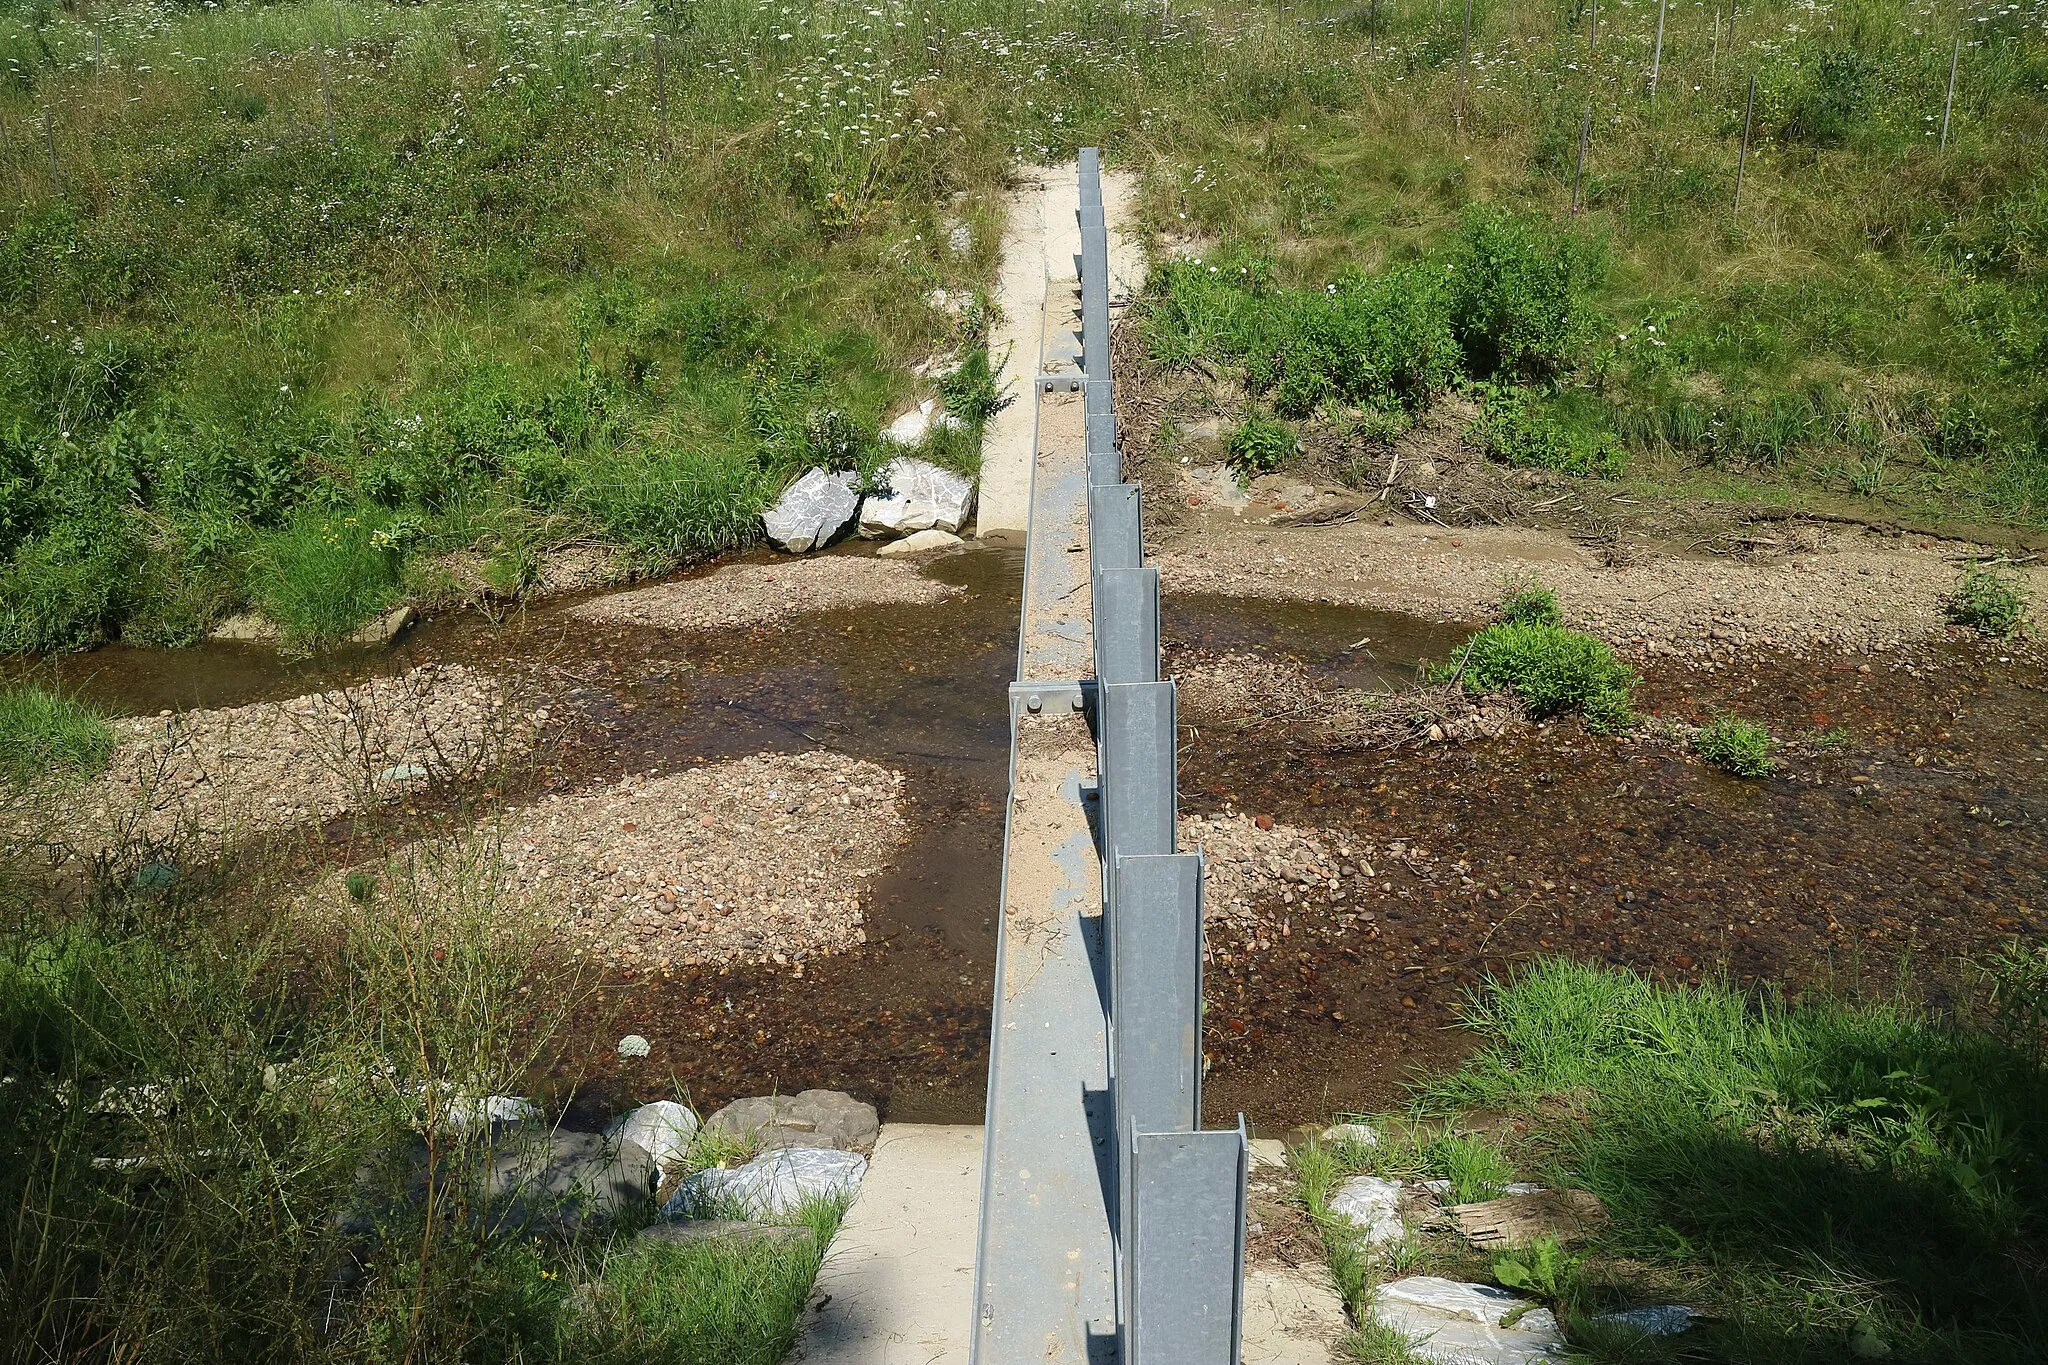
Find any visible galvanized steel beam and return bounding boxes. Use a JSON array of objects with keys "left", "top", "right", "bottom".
[
  {"left": 1093, "top": 567, "right": 1160, "bottom": 688},
  {"left": 1087, "top": 483, "right": 1143, "bottom": 576},
  {"left": 1125, "top": 1121, "right": 1249, "bottom": 1365}
]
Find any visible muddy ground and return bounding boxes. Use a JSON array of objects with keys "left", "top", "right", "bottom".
[{"left": 21, "top": 476, "right": 2047, "bottom": 1135}]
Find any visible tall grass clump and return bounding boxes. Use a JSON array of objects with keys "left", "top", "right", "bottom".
[
  {"left": 0, "top": 684, "right": 114, "bottom": 783},
  {"left": 1696, "top": 715, "right": 1776, "bottom": 777}
]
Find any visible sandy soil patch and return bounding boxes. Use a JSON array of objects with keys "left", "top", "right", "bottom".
[
  {"left": 332, "top": 752, "right": 908, "bottom": 972},
  {"left": 568, "top": 556, "right": 960, "bottom": 633},
  {"left": 84, "top": 665, "right": 547, "bottom": 843},
  {"left": 1154, "top": 517, "right": 2042, "bottom": 658}
]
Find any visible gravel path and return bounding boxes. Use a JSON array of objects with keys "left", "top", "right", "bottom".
[
  {"left": 330, "top": 751, "right": 909, "bottom": 972},
  {"left": 568, "top": 556, "right": 960, "bottom": 633},
  {"left": 88, "top": 665, "right": 548, "bottom": 843}
]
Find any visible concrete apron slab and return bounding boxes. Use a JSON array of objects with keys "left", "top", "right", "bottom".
[{"left": 796, "top": 1124, "right": 983, "bottom": 1364}]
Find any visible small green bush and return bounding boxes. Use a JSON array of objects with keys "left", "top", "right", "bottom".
[
  {"left": 1491, "top": 1235, "right": 1585, "bottom": 1311},
  {"left": 1497, "top": 576, "right": 1561, "bottom": 627},
  {"left": 1452, "top": 620, "right": 1638, "bottom": 732},
  {"left": 1695, "top": 715, "right": 1777, "bottom": 777},
  {"left": 1446, "top": 209, "right": 1606, "bottom": 382},
  {"left": 939, "top": 348, "right": 1010, "bottom": 425},
  {"left": 0, "top": 684, "right": 115, "bottom": 783},
  {"left": 1226, "top": 413, "right": 1297, "bottom": 476},
  {"left": 1471, "top": 387, "right": 1625, "bottom": 479},
  {"left": 251, "top": 508, "right": 403, "bottom": 651},
  {"left": 1945, "top": 563, "right": 2031, "bottom": 639}
]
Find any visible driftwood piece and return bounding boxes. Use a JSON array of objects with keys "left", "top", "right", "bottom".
[{"left": 1448, "top": 1189, "right": 1610, "bottom": 1247}]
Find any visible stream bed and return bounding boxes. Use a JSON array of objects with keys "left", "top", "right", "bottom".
[{"left": 24, "top": 547, "right": 2048, "bottom": 1131}]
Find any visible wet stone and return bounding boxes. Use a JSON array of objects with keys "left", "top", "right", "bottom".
[
  {"left": 860, "top": 456, "right": 975, "bottom": 537},
  {"left": 705, "top": 1089, "right": 879, "bottom": 1152}
]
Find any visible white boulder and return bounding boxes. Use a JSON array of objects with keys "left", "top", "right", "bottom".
[
  {"left": 860, "top": 457, "right": 976, "bottom": 537},
  {"left": 606, "top": 1101, "right": 700, "bottom": 1175},
  {"left": 442, "top": 1095, "right": 540, "bottom": 1134},
  {"left": 1370, "top": 1277, "right": 1569, "bottom": 1364},
  {"left": 662, "top": 1145, "right": 868, "bottom": 1220},
  {"left": 1322, "top": 1121, "right": 1381, "bottom": 1149},
  {"left": 763, "top": 467, "right": 860, "bottom": 553},
  {"left": 1328, "top": 1174, "right": 1407, "bottom": 1246}
]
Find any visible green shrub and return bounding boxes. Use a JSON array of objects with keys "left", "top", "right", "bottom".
[
  {"left": 1471, "top": 387, "right": 1625, "bottom": 479},
  {"left": 250, "top": 508, "right": 402, "bottom": 651},
  {"left": 1695, "top": 715, "right": 1776, "bottom": 777},
  {"left": 1446, "top": 209, "right": 1606, "bottom": 382},
  {"left": 0, "top": 512, "right": 141, "bottom": 653},
  {"left": 1451, "top": 620, "right": 1638, "bottom": 732},
  {"left": 0, "top": 684, "right": 115, "bottom": 783},
  {"left": 1945, "top": 563, "right": 2031, "bottom": 639},
  {"left": 1490, "top": 1235, "right": 1585, "bottom": 1311},
  {"left": 1226, "top": 413, "right": 1297, "bottom": 476},
  {"left": 1497, "top": 576, "right": 1561, "bottom": 627}
]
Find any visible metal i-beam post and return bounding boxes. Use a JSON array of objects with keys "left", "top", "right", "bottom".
[
  {"left": 1126, "top": 1120, "right": 1249, "bottom": 1365},
  {"left": 1093, "top": 568, "right": 1160, "bottom": 689},
  {"left": 1097, "top": 679, "right": 1177, "bottom": 962},
  {"left": 1088, "top": 483, "right": 1143, "bottom": 576},
  {"left": 1110, "top": 850, "right": 1205, "bottom": 1327}
]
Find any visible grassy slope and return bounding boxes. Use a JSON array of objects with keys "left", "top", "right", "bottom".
[{"left": 1121, "top": 0, "right": 2048, "bottom": 529}]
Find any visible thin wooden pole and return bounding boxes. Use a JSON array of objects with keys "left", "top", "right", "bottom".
[
  {"left": 41, "top": 108, "right": 61, "bottom": 197},
  {"left": 1369, "top": 0, "right": 1380, "bottom": 59},
  {"left": 1711, "top": 6, "right": 1720, "bottom": 78},
  {"left": 1649, "top": 0, "right": 1667, "bottom": 105},
  {"left": 1939, "top": 35, "right": 1959, "bottom": 152},
  {"left": 1589, "top": 0, "right": 1598, "bottom": 57},
  {"left": 1571, "top": 103, "right": 1591, "bottom": 212},
  {"left": 1733, "top": 72, "right": 1756, "bottom": 211},
  {"left": 315, "top": 39, "right": 336, "bottom": 144},
  {"left": 1456, "top": 0, "right": 1473, "bottom": 128},
  {"left": 654, "top": 35, "right": 672, "bottom": 155}
]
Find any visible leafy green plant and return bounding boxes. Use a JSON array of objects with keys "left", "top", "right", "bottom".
[
  {"left": 250, "top": 507, "right": 402, "bottom": 651},
  {"left": 1491, "top": 1235, "right": 1585, "bottom": 1312},
  {"left": 939, "top": 347, "right": 1010, "bottom": 425},
  {"left": 1497, "top": 576, "right": 1561, "bottom": 628},
  {"left": 1695, "top": 715, "right": 1776, "bottom": 777},
  {"left": 1446, "top": 209, "right": 1606, "bottom": 382},
  {"left": 0, "top": 684, "right": 115, "bottom": 784},
  {"left": 1945, "top": 563, "right": 2031, "bottom": 639},
  {"left": 1448, "top": 621, "right": 1638, "bottom": 732},
  {"left": 1227, "top": 412, "right": 1297, "bottom": 476}
]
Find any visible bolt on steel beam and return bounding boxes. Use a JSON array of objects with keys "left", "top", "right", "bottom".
[
  {"left": 1125, "top": 1119, "right": 1248, "bottom": 1365},
  {"left": 1088, "top": 483, "right": 1143, "bottom": 577},
  {"left": 1093, "top": 567, "right": 1160, "bottom": 687}
]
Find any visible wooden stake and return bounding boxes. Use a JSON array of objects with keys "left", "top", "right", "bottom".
[
  {"left": 1733, "top": 72, "right": 1755, "bottom": 211},
  {"left": 1939, "top": 35, "right": 1959, "bottom": 152},
  {"left": 41, "top": 107, "right": 61, "bottom": 197},
  {"left": 1589, "top": 0, "right": 1598, "bottom": 57},
  {"left": 1649, "top": 0, "right": 1667, "bottom": 106},
  {"left": 655, "top": 35, "right": 672, "bottom": 155},
  {"left": 1456, "top": 0, "right": 1474, "bottom": 128},
  {"left": 1369, "top": 0, "right": 1379, "bottom": 60},
  {"left": 1711, "top": 6, "right": 1720, "bottom": 78},
  {"left": 315, "top": 39, "right": 336, "bottom": 144},
  {"left": 1571, "top": 103, "right": 1591, "bottom": 212}
]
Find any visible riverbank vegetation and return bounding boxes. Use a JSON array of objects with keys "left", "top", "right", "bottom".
[
  {"left": 1300, "top": 954, "right": 2048, "bottom": 1362},
  {"left": 1132, "top": 0, "right": 2048, "bottom": 532}
]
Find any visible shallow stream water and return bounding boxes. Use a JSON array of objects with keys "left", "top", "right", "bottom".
[{"left": 24, "top": 547, "right": 2048, "bottom": 1129}]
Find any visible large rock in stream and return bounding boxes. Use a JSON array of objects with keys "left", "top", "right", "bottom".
[
  {"left": 859, "top": 457, "right": 975, "bottom": 537},
  {"left": 763, "top": 467, "right": 860, "bottom": 553}
]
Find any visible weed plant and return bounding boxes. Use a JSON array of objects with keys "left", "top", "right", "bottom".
[
  {"left": 1227, "top": 411, "right": 1298, "bottom": 475},
  {"left": 1496, "top": 575, "right": 1562, "bottom": 627},
  {"left": 1695, "top": 714, "right": 1777, "bottom": 777},
  {"left": 1446, "top": 618, "right": 1639, "bottom": 732},
  {"left": 1944, "top": 561, "right": 2032, "bottom": 638}
]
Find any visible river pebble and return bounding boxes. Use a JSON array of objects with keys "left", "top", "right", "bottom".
[
  {"left": 87, "top": 665, "right": 547, "bottom": 842},
  {"left": 569, "top": 556, "right": 960, "bottom": 633},
  {"left": 491, "top": 751, "right": 907, "bottom": 970}
]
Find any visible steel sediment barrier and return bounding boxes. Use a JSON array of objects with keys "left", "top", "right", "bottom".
[{"left": 971, "top": 148, "right": 1247, "bottom": 1365}]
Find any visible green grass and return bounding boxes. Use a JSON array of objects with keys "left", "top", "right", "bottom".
[
  {"left": 1944, "top": 562, "right": 2032, "bottom": 639},
  {"left": 1449, "top": 619, "right": 1639, "bottom": 732},
  {"left": 0, "top": 683, "right": 114, "bottom": 783},
  {"left": 1313, "top": 956, "right": 2048, "bottom": 1362},
  {"left": 1694, "top": 715, "right": 1777, "bottom": 778},
  {"left": 1128, "top": 0, "right": 2048, "bottom": 529}
]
